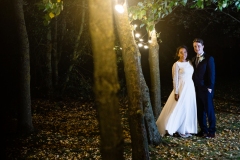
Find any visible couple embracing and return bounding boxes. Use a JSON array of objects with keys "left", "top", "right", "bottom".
[{"left": 156, "top": 38, "right": 216, "bottom": 138}]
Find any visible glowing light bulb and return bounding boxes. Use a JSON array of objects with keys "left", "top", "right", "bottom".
[
  {"left": 138, "top": 43, "right": 143, "bottom": 47},
  {"left": 144, "top": 45, "right": 149, "bottom": 49},
  {"left": 115, "top": 4, "right": 124, "bottom": 13},
  {"left": 133, "top": 24, "right": 137, "bottom": 29},
  {"left": 135, "top": 33, "right": 140, "bottom": 38}
]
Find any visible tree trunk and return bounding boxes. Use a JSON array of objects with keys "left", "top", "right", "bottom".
[
  {"left": 45, "top": 27, "right": 53, "bottom": 98},
  {"left": 89, "top": 0, "right": 124, "bottom": 159},
  {"left": 61, "top": 0, "right": 86, "bottom": 94},
  {"left": 52, "top": 17, "right": 58, "bottom": 88},
  {"left": 14, "top": 0, "right": 34, "bottom": 135},
  {"left": 114, "top": 3, "right": 150, "bottom": 160},
  {"left": 138, "top": 55, "right": 162, "bottom": 145},
  {"left": 148, "top": 29, "right": 161, "bottom": 119},
  {"left": 58, "top": 14, "right": 66, "bottom": 66}
]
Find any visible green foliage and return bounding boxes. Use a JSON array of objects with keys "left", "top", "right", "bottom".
[
  {"left": 191, "top": 0, "right": 240, "bottom": 11},
  {"left": 128, "top": 0, "right": 187, "bottom": 32},
  {"left": 128, "top": 0, "right": 240, "bottom": 32},
  {"left": 36, "top": 0, "right": 63, "bottom": 25}
]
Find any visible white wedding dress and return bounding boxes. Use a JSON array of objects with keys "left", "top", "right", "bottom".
[{"left": 156, "top": 61, "right": 197, "bottom": 136}]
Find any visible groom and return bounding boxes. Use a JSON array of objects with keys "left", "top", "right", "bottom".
[{"left": 192, "top": 38, "right": 216, "bottom": 138}]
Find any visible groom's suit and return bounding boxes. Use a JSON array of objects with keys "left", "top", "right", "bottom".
[{"left": 192, "top": 53, "right": 216, "bottom": 135}]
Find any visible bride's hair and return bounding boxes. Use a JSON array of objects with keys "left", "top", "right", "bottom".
[{"left": 174, "top": 45, "right": 188, "bottom": 60}]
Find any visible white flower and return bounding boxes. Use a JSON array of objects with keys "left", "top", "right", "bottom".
[{"left": 199, "top": 56, "right": 205, "bottom": 62}]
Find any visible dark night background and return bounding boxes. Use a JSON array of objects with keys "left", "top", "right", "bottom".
[
  {"left": 142, "top": 21, "right": 240, "bottom": 89},
  {"left": 1, "top": 0, "right": 240, "bottom": 100},
  {"left": 126, "top": 0, "right": 240, "bottom": 93}
]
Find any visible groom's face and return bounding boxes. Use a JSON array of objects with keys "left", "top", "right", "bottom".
[{"left": 193, "top": 42, "right": 204, "bottom": 55}]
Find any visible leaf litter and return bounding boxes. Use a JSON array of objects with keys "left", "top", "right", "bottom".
[{"left": 5, "top": 78, "right": 240, "bottom": 159}]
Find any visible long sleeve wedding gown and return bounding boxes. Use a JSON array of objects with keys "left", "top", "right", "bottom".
[{"left": 156, "top": 61, "right": 198, "bottom": 137}]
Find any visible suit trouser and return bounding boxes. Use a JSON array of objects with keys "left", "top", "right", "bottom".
[{"left": 196, "top": 87, "right": 216, "bottom": 134}]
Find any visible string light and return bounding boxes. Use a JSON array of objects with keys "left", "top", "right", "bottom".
[
  {"left": 115, "top": 4, "right": 124, "bottom": 13},
  {"left": 133, "top": 24, "right": 138, "bottom": 29},
  {"left": 132, "top": 23, "right": 161, "bottom": 50},
  {"left": 135, "top": 33, "right": 140, "bottom": 38},
  {"left": 138, "top": 43, "right": 143, "bottom": 47},
  {"left": 113, "top": 46, "right": 122, "bottom": 50},
  {"left": 115, "top": 0, "right": 125, "bottom": 13}
]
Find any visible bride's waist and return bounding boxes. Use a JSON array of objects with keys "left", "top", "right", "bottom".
[{"left": 179, "top": 76, "right": 192, "bottom": 80}]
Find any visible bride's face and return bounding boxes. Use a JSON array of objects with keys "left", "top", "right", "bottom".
[{"left": 178, "top": 48, "right": 187, "bottom": 60}]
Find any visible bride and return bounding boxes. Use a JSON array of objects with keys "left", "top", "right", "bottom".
[{"left": 156, "top": 45, "right": 197, "bottom": 138}]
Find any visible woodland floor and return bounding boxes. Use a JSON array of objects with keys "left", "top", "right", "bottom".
[{"left": 5, "top": 77, "right": 240, "bottom": 160}]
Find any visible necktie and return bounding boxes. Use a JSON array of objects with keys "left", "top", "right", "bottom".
[{"left": 195, "top": 57, "right": 199, "bottom": 67}]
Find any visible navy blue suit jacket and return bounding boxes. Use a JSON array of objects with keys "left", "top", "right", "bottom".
[{"left": 192, "top": 53, "right": 215, "bottom": 90}]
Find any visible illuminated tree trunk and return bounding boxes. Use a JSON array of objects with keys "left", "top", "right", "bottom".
[
  {"left": 114, "top": 1, "right": 161, "bottom": 151},
  {"left": 148, "top": 29, "right": 161, "bottom": 119},
  {"left": 115, "top": 2, "right": 152, "bottom": 159},
  {"left": 14, "top": 0, "right": 34, "bottom": 134},
  {"left": 138, "top": 55, "right": 162, "bottom": 146},
  {"left": 89, "top": 0, "right": 124, "bottom": 159}
]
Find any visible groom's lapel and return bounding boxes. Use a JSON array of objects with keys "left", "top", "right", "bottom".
[{"left": 194, "top": 56, "right": 198, "bottom": 67}]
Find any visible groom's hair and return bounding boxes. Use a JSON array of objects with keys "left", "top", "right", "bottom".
[{"left": 193, "top": 38, "right": 204, "bottom": 45}]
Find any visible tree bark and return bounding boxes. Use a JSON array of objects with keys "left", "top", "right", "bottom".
[
  {"left": 45, "top": 27, "right": 53, "bottom": 98},
  {"left": 14, "top": 0, "right": 34, "bottom": 134},
  {"left": 89, "top": 0, "right": 124, "bottom": 159},
  {"left": 148, "top": 29, "right": 161, "bottom": 119},
  {"left": 58, "top": 13, "right": 66, "bottom": 66},
  {"left": 52, "top": 17, "right": 59, "bottom": 87},
  {"left": 114, "top": 3, "right": 150, "bottom": 160},
  {"left": 138, "top": 55, "right": 162, "bottom": 145},
  {"left": 61, "top": 0, "right": 86, "bottom": 94}
]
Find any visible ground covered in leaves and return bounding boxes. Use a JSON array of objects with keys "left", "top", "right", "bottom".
[{"left": 5, "top": 77, "right": 240, "bottom": 159}]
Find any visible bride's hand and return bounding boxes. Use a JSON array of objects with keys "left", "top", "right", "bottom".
[{"left": 175, "top": 94, "right": 179, "bottom": 101}]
